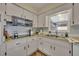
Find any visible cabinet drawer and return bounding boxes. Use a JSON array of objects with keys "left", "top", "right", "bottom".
[
  {"left": 6, "top": 39, "right": 26, "bottom": 50},
  {"left": 7, "top": 46, "right": 26, "bottom": 56}
]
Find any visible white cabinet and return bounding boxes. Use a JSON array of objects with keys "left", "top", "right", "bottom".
[
  {"left": 37, "top": 37, "right": 72, "bottom": 56},
  {"left": 37, "top": 14, "right": 49, "bottom": 27},
  {"left": 73, "top": 3, "right": 79, "bottom": 25},
  {"left": 7, "top": 46, "right": 26, "bottom": 56},
  {"left": 38, "top": 38, "right": 52, "bottom": 55},
  {"left": 38, "top": 14, "right": 45, "bottom": 27},
  {"left": 45, "top": 16, "right": 50, "bottom": 27},
  {"left": 6, "top": 39, "right": 27, "bottom": 56},
  {"left": 51, "top": 40, "right": 72, "bottom": 56},
  {"left": 0, "top": 43, "right": 6, "bottom": 56},
  {"left": 0, "top": 4, "right": 2, "bottom": 14},
  {"left": 27, "top": 38, "right": 38, "bottom": 55},
  {"left": 6, "top": 3, "right": 23, "bottom": 17},
  {"left": 33, "top": 15, "right": 38, "bottom": 27},
  {"left": 71, "top": 3, "right": 79, "bottom": 25}
]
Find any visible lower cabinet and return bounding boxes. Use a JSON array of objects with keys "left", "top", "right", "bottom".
[
  {"left": 0, "top": 43, "right": 6, "bottom": 56},
  {"left": 5, "top": 37, "right": 72, "bottom": 56},
  {"left": 52, "top": 45, "right": 70, "bottom": 56},
  {"left": 27, "top": 38, "right": 38, "bottom": 55},
  {"left": 38, "top": 38, "right": 52, "bottom": 55},
  {"left": 7, "top": 45, "right": 26, "bottom": 56},
  {"left": 6, "top": 39, "right": 27, "bottom": 56},
  {"left": 51, "top": 40, "right": 72, "bottom": 56}
]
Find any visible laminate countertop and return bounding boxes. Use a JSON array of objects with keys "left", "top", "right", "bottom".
[{"left": 5, "top": 35, "right": 79, "bottom": 44}]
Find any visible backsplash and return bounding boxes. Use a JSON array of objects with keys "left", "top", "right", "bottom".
[
  {"left": 70, "top": 25, "right": 79, "bottom": 37},
  {"left": 32, "top": 27, "right": 48, "bottom": 34},
  {"left": 5, "top": 25, "right": 31, "bottom": 36}
]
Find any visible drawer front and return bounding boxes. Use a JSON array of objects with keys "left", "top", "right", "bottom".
[
  {"left": 7, "top": 46, "right": 26, "bottom": 56},
  {"left": 6, "top": 40, "right": 26, "bottom": 50}
]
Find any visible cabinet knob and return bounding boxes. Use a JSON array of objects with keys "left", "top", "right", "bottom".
[
  {"left": 69, "top": 50, "right": 71, "bottom": 54},
  {"left": 5, "top": 52, "right": 7, "bottom": 56}
]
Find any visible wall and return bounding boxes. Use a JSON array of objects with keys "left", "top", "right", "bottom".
[{"left": 38, "top": 3, "right": 72, "bottom": 27}]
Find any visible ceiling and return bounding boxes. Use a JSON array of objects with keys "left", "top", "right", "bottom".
[{"left": 16, "top": 3, "right": 64, "bottom": 15}]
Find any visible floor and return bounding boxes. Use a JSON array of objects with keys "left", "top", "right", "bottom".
[{"left": 31, "top": 50, "right": 47, "bottom": 56}]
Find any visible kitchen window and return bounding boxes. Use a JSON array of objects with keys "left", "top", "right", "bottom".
[
  {"left": 57, "top": 26, "right": 67, "bottom": 31},
  {"left": 49, "top": 9, "right": 71, "bottom": 35}
]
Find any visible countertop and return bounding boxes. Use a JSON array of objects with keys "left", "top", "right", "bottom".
[{"left": 5, "top": 35, "right": 79, "bottom": 44}]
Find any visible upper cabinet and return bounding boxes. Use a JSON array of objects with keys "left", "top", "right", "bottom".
[
  {"left": 5, "top": 3, "right": 36, "bottom": 27},
  {"left": 0, "top": 4, "right": 1, "bottom": 14},
  {"left": 6, "top": 4, "right": 23, "bottom": 17},
  {"left": 38, "top": 14, "right": 45, "bottom": 27},
  {"left": 71, "top": 3, "right": 79, "bottom": 26},
  {"left": 33, "top": 15, "right": 38, "bottom": 27},
  {"left": 0, "top": 4, "right": 3, "bottom": 14}
]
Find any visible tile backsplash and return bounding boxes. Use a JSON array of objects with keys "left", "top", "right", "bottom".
[{"left": 5, "top": 25, "right": 31, "bottom": 36}]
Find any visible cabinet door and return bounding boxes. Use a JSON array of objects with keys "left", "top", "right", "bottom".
[
  {"left": 53, "top": 40, "right": 72, "bottom": 56},
  {"left": 45, "top": 16, "right": 49, "bottom": 27},
  {"left": 27, "top": 39, "right": 38, "bottom": 55},
  {"left": 0, "top": 43, "right": 6, "bottom": 56},
  {"left": 53, "top": 45, "right": 67, "bottom": 56},
  {"left": 38, "top": 38, "right": 52, "bottom": 55},
  {"left": 38, "top": 14, "right": 45, "bottom": 27},
  {"left": 0, "top": 4, "right": 2, "bottom": 14},
  {"left": 6, "top": 4, "right": 23, "bottom": 17},
  {"left": 73, "top": 3, "right": 79, "bottom": 25},
  {"left": 33, "top": 15, "right": 38, "bottom": 27},
  {"left": 7, "top": 46, "right": 26, "bottom": 56}
]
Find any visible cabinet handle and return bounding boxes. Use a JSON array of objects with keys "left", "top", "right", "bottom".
[
  {"left": 24, "top": 46, "right": 26, "bottom": 50},
  {"left": 69, "top": 50, "right": 71, "bottom": 54},
  {"left": 72, "top": 21, "right": 74, "bottom": 24},
  {"left": 28, "top": 45, "right": 29, "bottom": 48},
  {"left": 5, "top": 52, "right": 7, "bottom": 56},
  {"left": 54, "top": 46, "right": 55, "bottom": 51}
]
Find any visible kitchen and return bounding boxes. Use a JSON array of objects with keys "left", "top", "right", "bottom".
[{"left": 0, "top": 3, "right": 79, "bottom": 56}]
